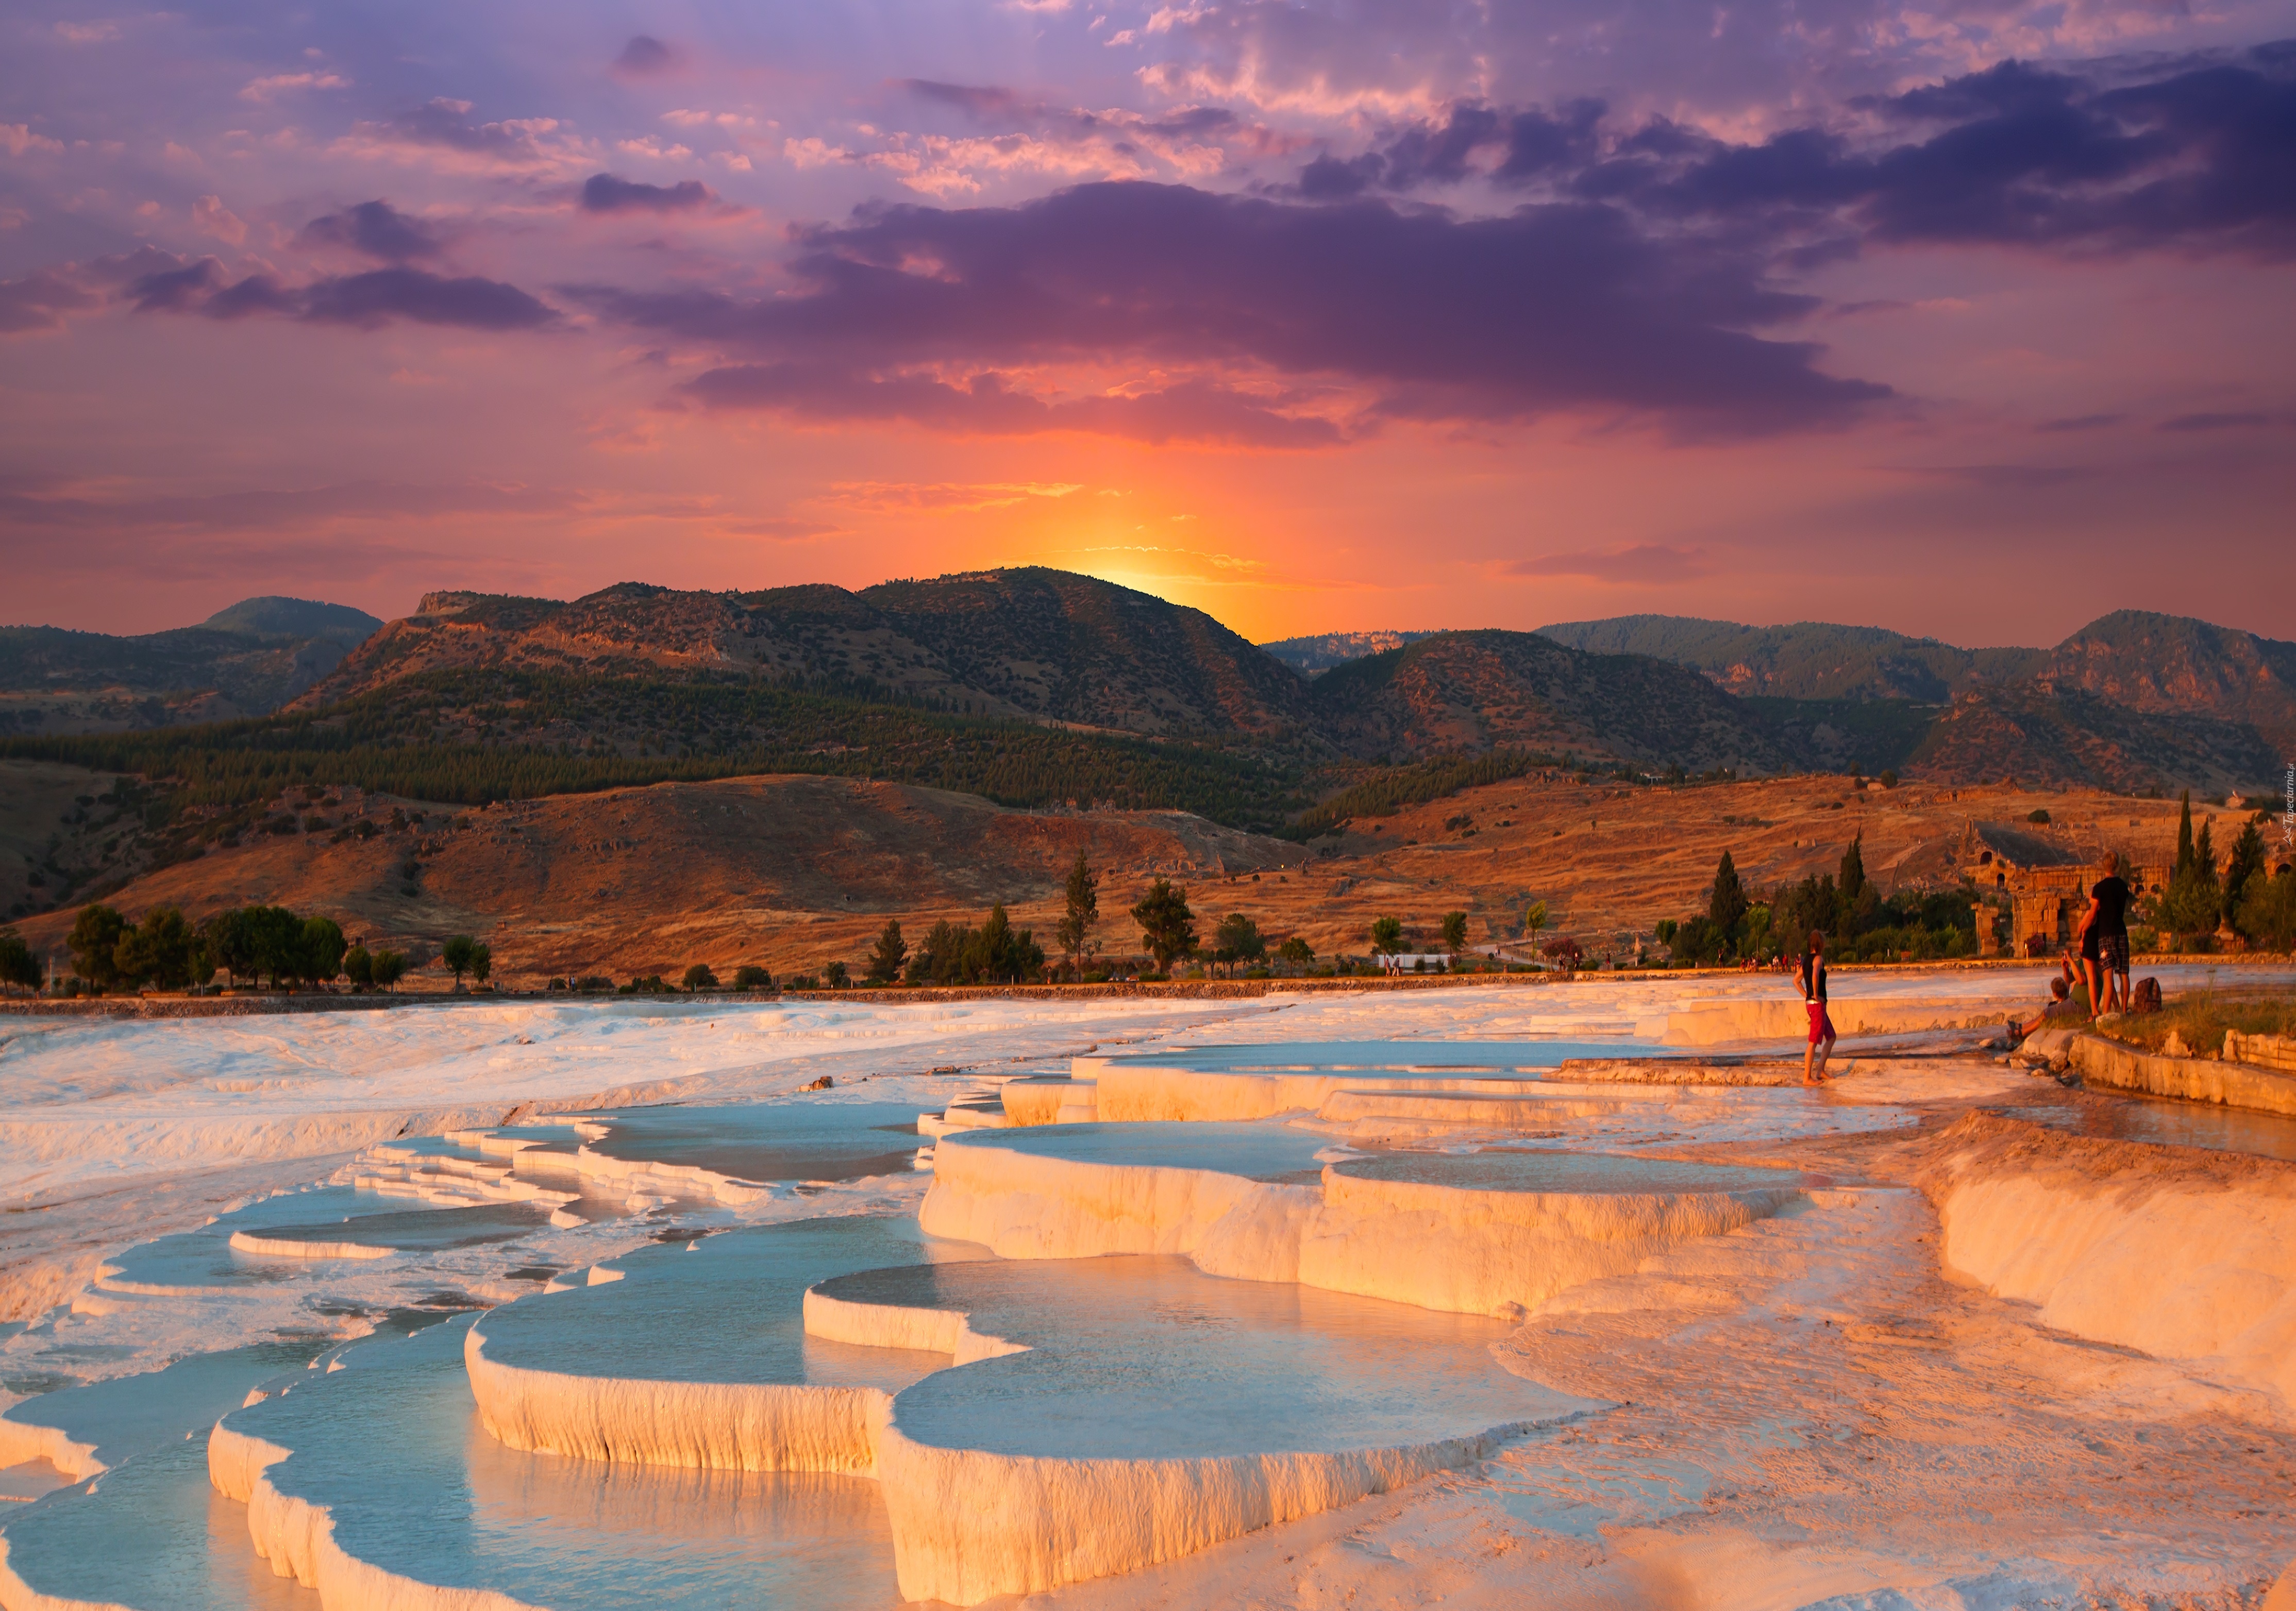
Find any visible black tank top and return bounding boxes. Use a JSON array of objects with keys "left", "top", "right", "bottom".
[{"left": 1802, "top": 954, "right": 1827, "bottom": 1002}]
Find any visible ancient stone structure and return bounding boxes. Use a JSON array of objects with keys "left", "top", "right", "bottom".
[{"left": 1955, "top": 820, "right": 2172, "bottom": 958}]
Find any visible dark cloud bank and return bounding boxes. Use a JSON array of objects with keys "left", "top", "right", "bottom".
[
  {"left": 10, "top": 48, "right": 2284, "bottom": 444},
  {"left": 132, "top": 259, "right": 554, "bottom": 330}
]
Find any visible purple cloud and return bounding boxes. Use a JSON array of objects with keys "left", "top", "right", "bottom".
[
  {"left": 580, "top": 173, "right": 716, "bottom": 214},
  {"left": 613, "top": 36, "right": 682, "bottom": 78},
  {"left": 2158, "top": 410, "right": 2272, "bottom": 431},
  {"left": 301, "top": 200, "right": 442, "bottom": 262},
  {"left": 679, "top": 365, "right": 1342, "bottom": 447},
  {"left": 574, "top": 180, "right": 1887, "bottom": 438},
  {"left": 0, "top": 268, "right": 100, "bottom": 333},
  {"left": 131, "top": 261, "right": 556, "bottom": 330}
]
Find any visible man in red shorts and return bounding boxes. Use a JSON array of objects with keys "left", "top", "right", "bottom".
[{"left": 1799, "top": 928, "right": 1836, "bottom": 1085}]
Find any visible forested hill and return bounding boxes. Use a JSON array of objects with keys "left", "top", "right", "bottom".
[
  {"left": 304, "top": 569, "right": 1309, "bottom": 739},
  {"left": 1258, "top": 630, "right": 1445, "bottom": 677},
  {"left": 1306, "top": 630, "right": 1795, "bottom": 774},
  {"left": 1533, "top": 615, "right": 2046, "bottom": 702},
  {"left": 0, "top": 596, "right": 383, "bottom": 733},
  {"left": 6, "top": 582, "right": 2286, "bottom": 901}
]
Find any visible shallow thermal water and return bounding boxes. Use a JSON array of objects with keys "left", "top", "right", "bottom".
[
  {"left": 231, "top": 1315, "right": 909, "bottom": 1609},
  {"left": 821, "top": 1255, "right": 1572, "bottom": 1461},
  {"left": 2000, "top": 1090, "right": 2296, "bottom": 1164},
  {"left": 1097, "top": 1039, "right": 1673, "bottom": 1072},
  {"left": 939, "top": 1120, "right": 1340, "bottom": 1181},
  {"left": 580, "top": 1099, "right": 926, "bottom": 1184},
  {"left": 1327, "top": 1150, "right": 1813, "bottom": 1194},
  {"left": 475, "top": 1215, "right": 974, "bottom": 1391}
]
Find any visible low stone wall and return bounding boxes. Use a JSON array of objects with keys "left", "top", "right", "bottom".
[
  {"left": 0, "top": 993, "right": 406, "bottom": 1019},
  {"left": 2070, "top": 1033, "right": 2296, "bottom": 1118},
  {"left": 2226, "top": 1031, "right": 2296, "bottom": 1073},
  {"left": 781, "top": 974, "right": 1550, "bottom": 1004}
]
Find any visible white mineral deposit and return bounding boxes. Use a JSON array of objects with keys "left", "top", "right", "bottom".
[{"left": 5, "top": 975, "right": 2295, "bottom": 1608}]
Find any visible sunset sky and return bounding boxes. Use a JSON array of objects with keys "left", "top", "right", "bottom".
[{"left": 3, "top": 0, "right": 2291, "bottom": 645}]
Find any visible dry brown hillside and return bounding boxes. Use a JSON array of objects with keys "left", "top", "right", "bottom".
[
  {"left": 8, "top": 775, "right": 1302, "bottom": 984},
  {"left": 9, "top": 770, "right": 2253, "bottom": 987},
  {"left": 298, "top": 569, "right": 1311, "bottom": 736}
]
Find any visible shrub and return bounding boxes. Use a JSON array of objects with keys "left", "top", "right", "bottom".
[
  {"left": 824, "top": 961, "right": 850, "bottom": 988},
  {"left": 682, "top": 963, "right": 719, "bottom": 991},
  {"left": 732, "top": 965, "right": 772, "bottom": 990},
  {"left": 2027, "top": 809, "right": 2050, "bottom": 825},
  {"left": 785, "top": 974, "right": 822, "bottom": 991},
  {"left": 574, "top": 974, "right": 613, "bottom": 992}
]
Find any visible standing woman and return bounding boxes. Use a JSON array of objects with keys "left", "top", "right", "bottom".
[
  {"left": 1800, "top": 929, "right": 1836, "bottom": 1085},
  {"left": 2077, "top": 851, "right": 2133, "bottom": 1015}
]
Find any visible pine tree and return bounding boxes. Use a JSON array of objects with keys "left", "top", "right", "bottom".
[
  {"left": 866, "top": 919, "right": 908, "bottom": 985},
  {"left": 1131, "top": 879, "right": 1196, "bottom": 973}
]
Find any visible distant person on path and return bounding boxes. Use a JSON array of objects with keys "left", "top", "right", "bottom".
[
  {"left": 2075, "top": 852, "right": 2133, "bottom": 1015},
  {"left": 1798, "top": 929, "right": 1836, "bottom": 1085}
]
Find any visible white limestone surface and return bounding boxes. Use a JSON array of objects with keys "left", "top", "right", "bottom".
[
  {"left": 1920, "top": 1112, "right": 2296, "bottom": 1417},
  {"left": 0, "top": 993, "right": 1277, "bottom": 1323},
  {"left": 919, "top": 1123, "right": 1330, "bottom": 1272},
  {"left": 1301, "top": 1151, "right": 1808, "bottom": 1316},
  {"left": 463, "top": 1215, "right": 972, "bottom": 1476},
  {"left": 809, "top": 1255, "right": 1581, "bottom": 1604},
  {"left": 923, "top": 1121, "right": 1818, "bottom": 1314}
]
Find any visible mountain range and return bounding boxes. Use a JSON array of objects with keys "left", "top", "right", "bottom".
[
  {"left": 0, "top": 597, "right": 383, "bottom": 734},
  {"left": 3, "top": 585, "right": 2285, "bottom": 831}
]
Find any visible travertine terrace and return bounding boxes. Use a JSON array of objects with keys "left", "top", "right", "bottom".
[{"left": 3, "top": 973, "right": 2294, "bottom": 1608}]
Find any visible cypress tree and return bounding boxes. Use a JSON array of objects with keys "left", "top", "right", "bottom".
[
  {"left": 1839, "top": 835, "right": 1866, "bottom": 903},
  {"left": 1055, "top": 849, "right": 1099, "bottom": 979},
  {"left": 1708, "top": 850, "right": 1748, "bottom": 936},
  {"left": 2174, "top": 791, "right": 2194, "bottom": 874},
  {"left": 2223, "top": 817, "right": 2266, "bottom": 928}
]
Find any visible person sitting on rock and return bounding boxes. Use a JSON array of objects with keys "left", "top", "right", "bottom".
[{"left": 2013, "top": 975, "right": 2089, "bottom": 1040}]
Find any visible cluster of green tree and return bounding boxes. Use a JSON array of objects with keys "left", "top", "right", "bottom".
[
  {"left": 1, "top": 669, "right": 1304, "bottom": 832},
  {"left": 1658, "top": 842, "right": 1977, "bottom": 967},
  {"left": 439, "top": 934, "right": 493, "bottom": 987},
  {"left": 55, "top": 902, "right": 418, "bottom": 992},
  {"left": 1281, "top": 750, "right": 1554, "bottom": 841},
  {"left": 0, "top": 929, "right": 41, "bottom": 994},
  {"left": 2150, "top": 793, "right": 2291, "bottom": 948},
  {"left": 861, "top": 905, "right": 1048, "bottom": 986}
]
